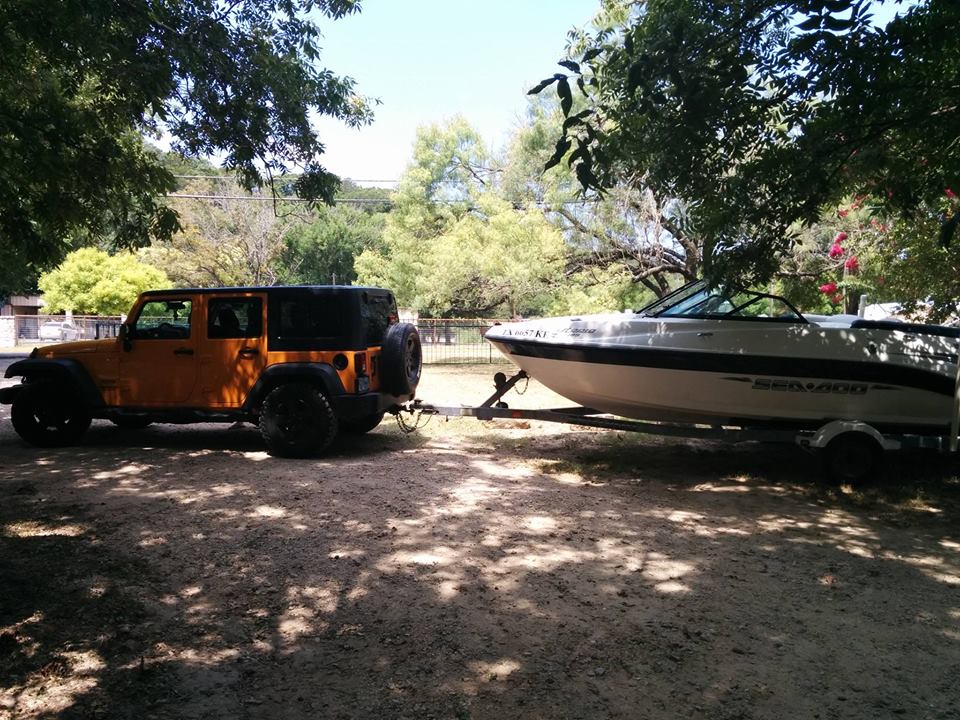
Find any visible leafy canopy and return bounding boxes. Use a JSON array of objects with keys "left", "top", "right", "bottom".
[
  {"left": 503, "top": 95, "right": 702, "bottom": 298},
  {"left": 534, "top": 0, "right": 960, "bottom": 284},
  {"left": 355, "top": 119, "right": 567, "bottom": 317},
  {"left": 39, "top": 248, "right": 170, "bottom": 315},
  {"left": 1, "top": 0, "right": 371, "bottom": 271},
  {"left": 278, "top": 204, "right": 387, "bottom": 286}
]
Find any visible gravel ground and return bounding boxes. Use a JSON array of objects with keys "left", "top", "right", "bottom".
[{"left": 1, "top": 365, "right": 959, "bottom": 720}]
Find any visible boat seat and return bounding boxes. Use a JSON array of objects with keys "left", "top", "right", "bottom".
[{"left": 849, "top": 319, "right": 960, "bottom": 339}]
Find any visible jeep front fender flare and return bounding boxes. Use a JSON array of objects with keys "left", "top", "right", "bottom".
[
  {"left": 2, "top": 358, "right": 104, "bottom": 409},
  {"left": 242, "top": 363, "right": 345, "bottom": 412}
]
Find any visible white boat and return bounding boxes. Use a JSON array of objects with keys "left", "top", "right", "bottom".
[{"left": 484, "top": 280, "right": 960, "bottom": 432}]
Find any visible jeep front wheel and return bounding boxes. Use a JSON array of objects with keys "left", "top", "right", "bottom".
[
  {"left": 11, "top": 383, "right": 91, "bottom": 447},
  {"left": 259, "top": 383, "right": 338, "bottom": 457}
]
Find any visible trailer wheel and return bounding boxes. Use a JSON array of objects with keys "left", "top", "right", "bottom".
[{"left": 824, "top": 433, "right": 881, "bottom": 485}]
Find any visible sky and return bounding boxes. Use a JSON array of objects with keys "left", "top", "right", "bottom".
[{"left": 311, "top": 0, "right": 601, "bottom": 186}]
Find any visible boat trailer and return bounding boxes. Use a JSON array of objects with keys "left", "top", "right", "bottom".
[{"left": 399, "top": 369, "right": 960, "bottom": 484}]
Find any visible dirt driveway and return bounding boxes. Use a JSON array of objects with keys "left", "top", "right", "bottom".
[{"left": 2, "top": 365, "right": 959, "bottom": 719}]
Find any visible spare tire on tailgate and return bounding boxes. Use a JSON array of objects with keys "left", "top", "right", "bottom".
[{"left": 380, "top": 322, "right": 422, "bottom": 396}]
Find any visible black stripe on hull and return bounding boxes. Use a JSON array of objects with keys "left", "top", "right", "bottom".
[{"left": 492, "top": 339, "right": 956, "bottom": 397}]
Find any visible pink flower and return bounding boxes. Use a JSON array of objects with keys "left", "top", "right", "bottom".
[
  {"left": 830, "top": 293, "right": 844, "bottom": 305},
  {"left": 834, "top": 231, "right": 848, "bottom": 243},
  {"left": 837, "top": 208, "right": 849, "bottom": 218},
  {"left": 947, "top": 188, "right": 958, "bottom": 200},
  {"left": 844, "top": 255, "right": 859, "bottom": 271},
  {"left": 819, "top": 282, "right": 838, "bottom": 294},
  {"left": 828, "top": 243, "right": 844, "bottom": 258}
]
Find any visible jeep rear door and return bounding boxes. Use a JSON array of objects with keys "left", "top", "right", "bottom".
[{"left": 196, "top": 294, "right": 267, "bottom": 407}]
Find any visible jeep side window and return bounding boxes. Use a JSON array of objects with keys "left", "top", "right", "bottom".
[
  {"left": 132, "top": 300, "right": 193, "bottom": 340},
  {"left": 208, "top": 298, "right": 263, "bottom": 339},
  {"left": 362, "top": 293, "right": 396, "bottom": 345},
  {"left": 278, "top": 297, "right": 348, "bottom": 338}
]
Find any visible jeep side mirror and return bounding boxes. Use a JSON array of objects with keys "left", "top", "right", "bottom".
[{"left": 119, "top": 324, "right": 132, "bottom": 351}]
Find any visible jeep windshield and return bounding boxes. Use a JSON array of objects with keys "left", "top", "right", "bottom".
[{"left": 637, "top": 280, "right": 808, "bottom": 322}]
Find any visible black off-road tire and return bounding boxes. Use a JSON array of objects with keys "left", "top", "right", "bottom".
[
  {"left": 381, "top": 323, "right": 422, "bottom": 396},
  {"left": 110, "top": 417, "right": 153, "bottom": 430},
  {"left": 11, "top": 383, "right": 91, "bottom": 447},
  {"left": 339, "top": 411, "right": 385, "bottom": 435},
  {"left": 259, "top": 382, "right": 338, "bottom": 457}
]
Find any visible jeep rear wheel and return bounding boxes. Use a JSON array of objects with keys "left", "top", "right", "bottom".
[
  {"left": 339, "top": 411, "right": 385, "bottom": 435},
  {"left": 11, "top": 383, "right": 91, "bottom": 447},
  {"left": 381, "top": 323, "right": 422, "bottom": 396},
  {"left": 259, "top": 383, "right": 338, "bottom": 457}
]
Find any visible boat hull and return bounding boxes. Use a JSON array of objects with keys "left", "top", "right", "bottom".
[
  {"left": 484, "top": 281, "right": 960, "bottom": 432},
  {"left": 491, "top": 348, "right": 953, "bottom": 430}
]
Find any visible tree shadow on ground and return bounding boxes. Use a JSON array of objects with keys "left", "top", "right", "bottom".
[{"left": 2, "top": 419, "right": 959, "bottom": 720}]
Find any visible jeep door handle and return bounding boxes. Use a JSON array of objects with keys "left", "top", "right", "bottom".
[
  {"left": 238, "top": 348, "right": 259, "bottom": 358},
  {"left": 174, "top": 347, "right": 194, "bottom": 356}
]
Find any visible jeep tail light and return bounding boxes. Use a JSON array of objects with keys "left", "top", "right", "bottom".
[
  {"left": 355, "top": 352, "right": 367, "bottom": 375},
  {"left": 388, "top": 313, "right": 398, "bottom": 325}
]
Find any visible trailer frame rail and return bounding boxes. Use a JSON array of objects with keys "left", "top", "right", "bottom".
[{"left": 398, "top": 369, "right": 960, "bottom": 483}]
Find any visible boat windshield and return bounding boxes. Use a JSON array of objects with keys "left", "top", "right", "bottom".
[{"left": 638, "top": 280, "right": 807, "bottom": 322}]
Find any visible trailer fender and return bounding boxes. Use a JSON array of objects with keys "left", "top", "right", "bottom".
[{"left": 798, "top": 420, "right": 901, "bottom": 452}]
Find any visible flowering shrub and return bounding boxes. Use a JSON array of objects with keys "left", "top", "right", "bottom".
[{"left": 778, "top": 197, "right": 894, "bottom": 316}]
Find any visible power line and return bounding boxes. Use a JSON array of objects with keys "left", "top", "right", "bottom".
[
  {"left": 171, "top": 174, "right": 401, "bottom": 184},
  {"left": 165, "top": 193, "right": 393, "bottom": 205},
  {"left": 163, "top": 192, "right": 599, "bottom": 209}
]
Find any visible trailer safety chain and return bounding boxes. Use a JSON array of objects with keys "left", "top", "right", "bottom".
[
  {"left": 512, "top": 374, "right": 530, "bottom": 396},
  {"left": 395, "top": 402, "right": 432, "bottom": 434}
]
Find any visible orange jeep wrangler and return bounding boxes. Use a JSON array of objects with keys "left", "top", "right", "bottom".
[{"left": 0, "top": 286, "right": 422, "bottom": 456}]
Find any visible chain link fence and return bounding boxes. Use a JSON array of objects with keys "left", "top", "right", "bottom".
[
  {"left": 11, "top": 315, "right": 123, "bottom": 345},
  {"left": 7, "top": 314, "right": 511, "bottom": 364},
  {"left": 415, "top": 318, "right": 511, "bottom": 365}
]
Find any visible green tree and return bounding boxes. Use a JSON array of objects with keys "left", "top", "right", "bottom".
[
  {"left": 503, "top": 95, "right": 701, "bottom": 297},
  {"left": 356, "top": 118, "right": 489, "bottom": 310},
  {"left": 278, "top": 205, "right": 386, "bottom": 285},
  {"left": 421, "top": 196, "right": 566, "bottom": 316},
  {"left": 874, "top": 192, "right": 960, "bottom": 323},
  {"left": 39, "top": 248, "right": 170, "bottom": 315},
  {"left": 138, "top": 183, "right": 301, "bottom": 287},
  {"left": 356, "top": 119, "right": 567, "bottom": 316},
  {"left": 1, "top": 0, "right": 372, "bottom": 273},
  {"left": 534, "top": 0, "right": 960, "bottom": 286}
]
